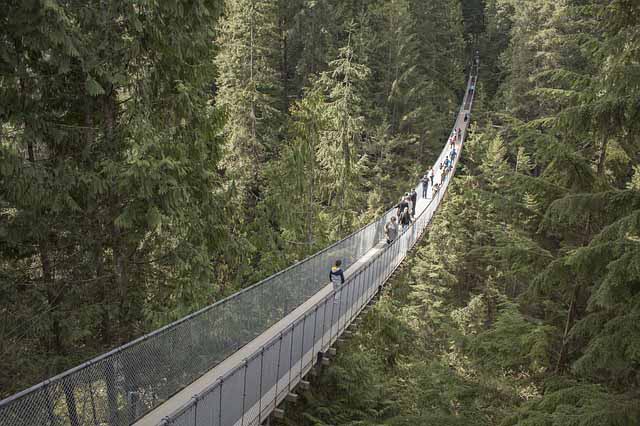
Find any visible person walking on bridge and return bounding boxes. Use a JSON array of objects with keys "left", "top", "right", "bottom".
[
  {"left": 432, "top": 182, "right": 440, "bottom": 198},
  {"left": 410, "top": 188, "right": 417, "bottom": 217},
  {"left": 384, "top": 216, "right": 398, "bottom": 244},
  {"left": 399, "top": 207, "right": 412, "bottom": 232},
  {"left": 421, "top": 174, "right": 429, "bottom": 198},
  {"left": 396, "top": 195, "right": 409, "bottom": 219},
  {"left": 405, "top": 194, "right": 413, "bottom": 219},
  {"left": 457, "top": 128, "right": 462, "bottom": 143},
  {"left": 330, "top": 259, "right": 345, "bottom": 302},
  {"left": 430, "top": 168, "right": 435, "bottom": 187}
]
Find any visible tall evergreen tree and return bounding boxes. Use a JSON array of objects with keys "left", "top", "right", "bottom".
[
  {"left": 0, "top": 0, "right": 226, "bottom": 395},
  {"left": 315, "top": 30, "right": 371, "bottom": 235},
  {"left": 268, "top": 89, "right": 328, "bottom": 257},
  {"left": 215, "top": 0, "right": 284, "bottom": 210}
]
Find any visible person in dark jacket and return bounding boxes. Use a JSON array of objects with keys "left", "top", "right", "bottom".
[
  {"left": 399, "top": 207, "right": 412, "bottom": 231},
  {"left": 329, "top": 259, "right": 345, "bottom": 302},
  {"left": 421, "top": 174, "right": 429, "bottom": 198},
  {"left": 410, "top": 189, "right": 417, "bottom": 217},
  {"left": 396, "top": 195, "right": 409, "bottom": 219}
]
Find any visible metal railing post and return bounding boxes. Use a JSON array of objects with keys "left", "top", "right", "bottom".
[
  {"left": 241, "top": 362, "right": 247, "bottom": 426},
  {"left": 218, "top": 378, "right": 224, "bottom": 426},
  {"left": 258, "top": 350, "right": 264, "bottom": 424}
]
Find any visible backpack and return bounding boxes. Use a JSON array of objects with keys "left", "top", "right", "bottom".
[{"left": 399, "top": 212, "right": 407, "bottom": 224}]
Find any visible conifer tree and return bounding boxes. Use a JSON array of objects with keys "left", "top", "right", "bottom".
[
  {"left": 215, "top": 0, "right": 283, "bottom": 210},
  {"left": 315, "top": 29, "right": 371, "bottom": 235},
  {"left": 267, "top": 88, "right": 328, "bottom": 257},
  {"left": 0, "top": 0, "right": 226, "bottom": 395},
  {"left": 289, "top": 0, "right": 339, "bottom": 91}
]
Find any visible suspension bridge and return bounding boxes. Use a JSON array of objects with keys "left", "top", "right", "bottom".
[{"left": 0, "top": 62, "right": 479, "bottom": 426}]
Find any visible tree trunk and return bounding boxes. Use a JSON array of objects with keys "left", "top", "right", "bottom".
[
  {"left": 310, "top": 5, "right": 317, "bottom": 75},
  {"left": 96, "top": 241, "right": 111, "bottom": 345},
  {"left": 25, "top": 118, "right": 64, "bottom": 354},
  {"left": 306, "top": 152, "right": 315, "bottom": 255},
  {"left": 112, "top": 224, "right": 129, "bottom": 335},
  {"left": 249, "top": 0, "right": 259, "bottom": 200},
  {"left": 40, "top": 242, "right": 62, "bottom": 353},
  {"left": 596, "top": 134, "right": 608, "bottom": 176},
  {"left": 63, "top": 379, "right": 80, "bottom": 426},
  {"left": 555, "top": 284, "right": 580, "bottom": 373},
  {"left": 280, "top": 13, "right": 289, "bottom": 110},
  {"left": 102, "top": 89, "right": 130, "bottom": 338},
  {"left": 105, "top": 358, "right": 119, "bottom": 425}
]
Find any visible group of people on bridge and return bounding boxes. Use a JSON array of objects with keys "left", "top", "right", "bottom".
[
  {"left": 330, "top": 126, "right": 462, "bottom": 298},
  {"left": 328, "top": 65, "right": 472, "bottom": 299},
  {"left": 382, "top": 127, "right": 462, "bottom": 246}
]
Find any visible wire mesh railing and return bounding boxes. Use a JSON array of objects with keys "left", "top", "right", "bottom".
[{"left": 0, "top": 63, "right": 478, "bottom": 426}]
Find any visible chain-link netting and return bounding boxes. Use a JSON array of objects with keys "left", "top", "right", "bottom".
[{"left": 0, "top": 64, "right": 478, "bottom": 426}]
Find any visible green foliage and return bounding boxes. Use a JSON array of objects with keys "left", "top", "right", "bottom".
[
  {"left": 215, "top": 0, "right": 284, "bottom": 202},
  {"left": 265, "top": 88, "right": 330, "bottom": 259},
  {"left": 286, "top": 0, "right": 640, "bottom": 422},
  {"left": 5, "top": 0, "right": 640, "bottom": 424},
  {"left": 0, "top": 0, "right": 480, "bottom": 400},
  {"left": 0, "top": 0, "right": 227, "bottom": 395},
  {"left": 314, "top": 36, "right": 370, "bottom": 234},
  {"left": 503, "top": 383, "right": 640, "bottom": 426},
  {"left": 470, "top": 302, "right": 554, "bottom": 373}
]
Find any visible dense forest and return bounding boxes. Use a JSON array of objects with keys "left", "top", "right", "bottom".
[
  {"left": 282, "top": 0, "right": 640, "bottom": 425},
  {"left": 0, "top": 0, "right": 465, "bottom": 397},
  {"left": 1, "top": 0, "right": 639, "bottom": 425}
]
